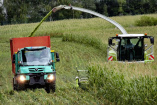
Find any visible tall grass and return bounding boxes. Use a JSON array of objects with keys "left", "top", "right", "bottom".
[
  {"left": 88, "top": 65, "right": 157, "bottom": 105},
  {"left": 62, "top": 34, "right": 107, "bottom": 52},
  {"left": 135, "top": 16, "right": 157, "bottom": 26}
]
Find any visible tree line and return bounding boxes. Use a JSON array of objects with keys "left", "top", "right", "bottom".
[{"left": 1, "top": 0, "right": 157, "bottom": 25}]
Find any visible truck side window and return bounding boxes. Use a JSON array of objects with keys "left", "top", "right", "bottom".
[{"left": 22, "top": 50, "right": 26, "bottom": 62}]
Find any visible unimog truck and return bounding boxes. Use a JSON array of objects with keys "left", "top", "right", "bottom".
[{"left": 10, "top": 36, "right": 60, "bottom": 93}]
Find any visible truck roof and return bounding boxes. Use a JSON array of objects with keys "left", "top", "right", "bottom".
[{"left": 118, "top": 34, "right": 145, "bottom": 37}]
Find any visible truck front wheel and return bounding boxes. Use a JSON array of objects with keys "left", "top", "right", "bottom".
[
  {"left": 13, "top": 80, "right": 25, "bottom": 91},
  {"left": 45, "top": 82, "right": 56, "bottom": 93},
  {"left": 13, "top": 77, "right": 26, "bottom": 91},
  {"left": 14, "top": 83, "right": 25, "bottom": 91}
]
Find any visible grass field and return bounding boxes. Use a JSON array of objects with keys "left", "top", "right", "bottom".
[{"left": 0, "top": 14, "right": 157, "bottom": 104}]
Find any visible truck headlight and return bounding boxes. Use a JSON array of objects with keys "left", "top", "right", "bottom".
[
  {"left": 19, "top": 75, "right": 26, "bottom": 82},
  {"left": 47, "top": 74, "right": 54, "bottom": 81}
]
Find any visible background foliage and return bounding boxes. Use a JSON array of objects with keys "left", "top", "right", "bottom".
[
  {"left": 135, "top": 16, "right": 157, "bottom": 26},
  {"left": 1, "top": 0, "right": 157, "bottom": 25}
]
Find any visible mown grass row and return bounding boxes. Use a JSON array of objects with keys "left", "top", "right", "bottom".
[
  {"left": 88, "top": 65, "right": 157, "bottom": 105},
  {"left": 43, "top": 32, "right": 107, "bottom": 53},
  {"left": 62, "top": 34, "right": 107, "bottom": 52}
]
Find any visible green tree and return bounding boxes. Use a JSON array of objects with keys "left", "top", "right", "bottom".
[
  {"left": 149, "top": 0, "right": 157, "bottom": 13},
  {"left": 0, "top": 1, "right": 7, "bottom": 25},
  {"left": 4, "top": 0, "right": 28, "bottom": 24},
  {"left": 124, "top": 0, "right": 144, "bottom": 15},
  {"left": 4, "top": 0, "right": 53, "bottom": 24},
  {"left": 107, "top": 0, "right": 119, "bottom": 16},
  {"left": 117, "top": 0, "right": 126, "bottom": 15},
  {"left": 0, "top": 7, "right": 4, "bottom": 23},
  {"left": 95, "top": 0, "right": 108, "bottom": 16}
]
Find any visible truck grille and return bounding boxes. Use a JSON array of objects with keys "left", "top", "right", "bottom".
[{"left": 29, "top": 68, "right": 44, "bottom": 72}]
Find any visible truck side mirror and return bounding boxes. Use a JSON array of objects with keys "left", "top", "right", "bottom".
[
  {"left": 18, "top": 61, "right": 23, "bottom": 66},
  {"left": 150, "top": 37, "right": 154, "bottom": 44},
  {"left": 48, "top": 62, "right": 53, "bottom": 65},
  {"left": 108, "top": 39, "right": 112, "bottom": 46},
  {"left": 56, "top": 53, "right": 60, "bottom": 62},
  {"left": 12, "top": 54, "right": 15, "bottom": 63}
]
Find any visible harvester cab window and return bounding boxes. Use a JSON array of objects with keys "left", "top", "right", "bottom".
[
  {"left": 119, "top": 37, "right": 144, "bottom": 61},
  {"left": 126, "top": 39, "right": 133, "bottom": 47},
  {"left": 107, "top": 38, "right": 119, "bottom": 61},
  {"left": 112, "top": 39, "right": 119, "bottom": 50},
  {"left": 144, "top": 38, "right": 152, "bottom": 51},
  {"left": 133, "top": 38, "right": 144, "bottom": 61}
]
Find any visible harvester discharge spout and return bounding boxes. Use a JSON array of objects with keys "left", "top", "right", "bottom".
[
  {"left": 56, "top": 5, "right": 128, "bottom": 34},
  {"left": 29, "top": 5, "right": 127, "bottom": 37}
]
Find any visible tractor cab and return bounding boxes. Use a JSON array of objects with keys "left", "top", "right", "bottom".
[{"left": 107, "top": 34, "right": 154, "bottom": 62}]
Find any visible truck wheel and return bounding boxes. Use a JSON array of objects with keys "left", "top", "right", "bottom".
[
  {"left": 15, "top": 82, "right": 25, "bottom": 91},
  {"left": 50, "top": 82, "right": 56, "bottom": 92},
  {"left": 13, "top": 78, "right": 25, "bottom": 91},
  {"left": 45, "top": 82, "right": 56, "bottom": 93},
  {"left": 13, "top": 78, "right": 17, "bottom": 90},
  {"left": 45, "top": 84, "right": 50, "bottom": 93}
]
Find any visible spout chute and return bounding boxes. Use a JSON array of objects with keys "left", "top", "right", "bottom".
[{"left": 29, "top": 5, "right": 127, "bottom": 37}]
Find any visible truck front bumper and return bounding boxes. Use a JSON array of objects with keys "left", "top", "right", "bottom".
[{"left": 15, "top": 72, "right": 56, "bottom": 86}]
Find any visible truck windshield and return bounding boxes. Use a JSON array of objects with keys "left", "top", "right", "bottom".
[{"left": 21, "top": 48, "right": 51, "bottom": 66}]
